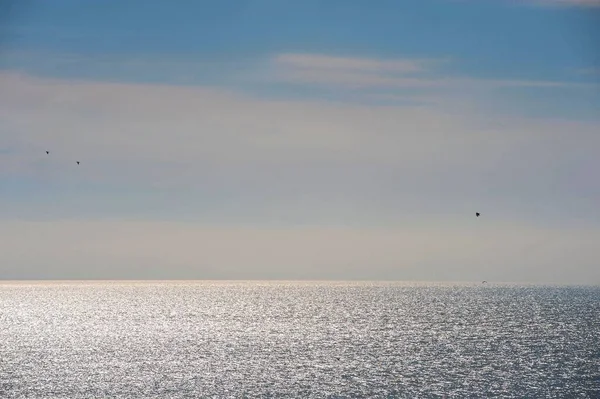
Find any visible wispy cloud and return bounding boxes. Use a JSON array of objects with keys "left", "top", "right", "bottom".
[
  {"left": 271, "top": 53, "right": 586, "bottom": 91},
  {"left": 3, "top": 50, "right": 592, "bottom": 102}
]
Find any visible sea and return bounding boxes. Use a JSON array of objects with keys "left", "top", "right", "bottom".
[{"left": 0, "top": 281, "right": 598, "bottom": 398}]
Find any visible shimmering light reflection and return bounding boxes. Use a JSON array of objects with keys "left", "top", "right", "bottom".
[{"left": 0, "top": 281, "right": 598, "bottom": 397}]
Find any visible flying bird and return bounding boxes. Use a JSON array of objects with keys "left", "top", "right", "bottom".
[
  {"left": 76, "top": 161, "right": 80, "bottom": 165},
  {"left": 46, "top": 151, "right": 49, "bottom": 154},
  {"left": 476, "top": 212, "right": 480, "bottom": 217}
]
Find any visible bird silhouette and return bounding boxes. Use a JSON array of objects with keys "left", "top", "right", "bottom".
[
  {"left": 46, "top": 151, "right": 49, "bottom": 154},
  {"left": 76, "top": 161, "right": 80, "bottom": 165},
  {"left": 476, "top": 212, "right": 480, "bottom": 217}
]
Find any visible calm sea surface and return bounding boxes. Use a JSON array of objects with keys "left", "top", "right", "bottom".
[{"left": 1, "top": 281, "right": 598, "bottom": 398}]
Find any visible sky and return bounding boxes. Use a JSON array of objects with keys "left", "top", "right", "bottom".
[{"left": 0, "top": 0, "right": 599, "bottom": 283}]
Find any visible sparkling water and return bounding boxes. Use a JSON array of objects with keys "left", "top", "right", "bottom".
[{"left": 1, "top": 281, "right": 598, "bottom": 398}]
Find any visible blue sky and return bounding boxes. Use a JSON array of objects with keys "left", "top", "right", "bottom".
[{"left": 1, "top": 0, "right": 599, "bottom": 282}]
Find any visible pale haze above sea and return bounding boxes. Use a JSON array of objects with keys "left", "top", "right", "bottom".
[{"left": 1, "top": 281, "right": 598, "bottom": 398}]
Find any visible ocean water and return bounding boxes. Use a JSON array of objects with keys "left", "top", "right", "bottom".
[{"left": 0, "top": 281, "right": 598, "bottom": 398}]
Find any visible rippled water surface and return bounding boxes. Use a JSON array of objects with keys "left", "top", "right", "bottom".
[{"left": 1, "top": 281, "right": 599, "bottom": 398}]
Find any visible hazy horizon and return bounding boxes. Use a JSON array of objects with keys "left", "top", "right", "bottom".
[
  {"left": 0, "top": 280, "right": 597, "bottom": 287},
  {"left": 1, "top": 0, "right": 599, "bottom": 284}
]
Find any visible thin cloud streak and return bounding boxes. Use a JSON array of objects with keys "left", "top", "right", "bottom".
[
  {"left": 276, "top": 67, "right": 577, "bottom": 89},
  {"left": 271, "top": 53, "right": 589, "bottom": 90}
]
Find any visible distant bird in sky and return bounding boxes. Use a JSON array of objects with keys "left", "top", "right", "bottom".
[
  {"left": 476, "top": 212, "right": 480, "bottom": 217},
  {"left": 76, "top": 161, "right": 80, "bottom": 165},
  {"left": 46, "top": 151, "right": 49, "bottom": 154}
]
